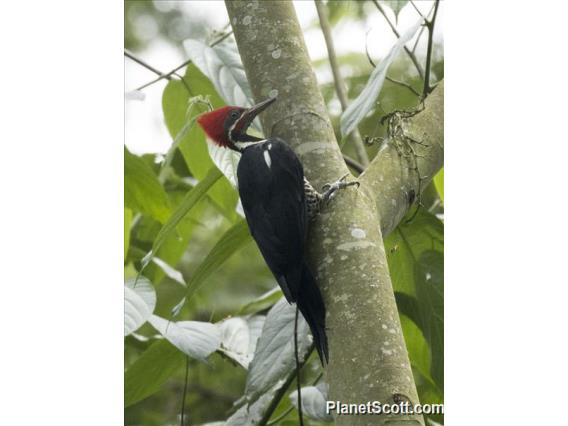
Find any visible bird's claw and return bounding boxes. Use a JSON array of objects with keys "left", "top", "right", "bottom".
[{"left": 321, "top": 174, "right": 359, "bottom": 204}]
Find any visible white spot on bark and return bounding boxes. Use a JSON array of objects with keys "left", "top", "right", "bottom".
[
  {"left": 426, "top": 272, "right": 432, "bottom": 280},
  {"left": 242, "top": 15, "right": 252, "bottom": 25},
  {"left": 382, "top": 324, "right": 388, "bottom": 330},
  {"left": 340, "top": 255, "right": 347, "bottom": 260},
  {"left": 263, "top": 150, "right": 272, "bottom": 168},
  {"left": 388, "top": 328, "right": 396, "bottom": 334},
  {"left": 271, "top": 48, "right": 282, "bottom": 59},
  {"left": 351, "top": 228, "right": 366, "bottom": 239},
  {"left": 269, "top": 89, "right": 278, "bottom": 98},
  {"left": 391, "top": 198, "right": 397, "bottom": 206},
  {"left": 381, "top": 348, "right": 393, "bottom": 356}
]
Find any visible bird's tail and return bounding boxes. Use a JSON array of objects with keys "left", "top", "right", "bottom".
[{"left": 297, "top": 262, "right": 329, "bottom": 365}]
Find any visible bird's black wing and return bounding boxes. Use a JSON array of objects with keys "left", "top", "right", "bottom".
[{"left": 237, "top": 138, "right": 307, "bottom": 302}]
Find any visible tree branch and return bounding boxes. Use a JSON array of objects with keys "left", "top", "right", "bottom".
[
  {"left": 226, "top": 2, "right": 425, "bottom": 425},
  {"left": 361, "top": 80, "right": 444, "bottom": 237},
  {"left": 314, "top": 0, "right": 369, "bottom": 167},
  {"left": 371, "top": 0, "right": 424, "bottom": 79}
]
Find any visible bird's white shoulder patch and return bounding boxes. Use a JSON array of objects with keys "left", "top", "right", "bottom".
[{"left": 263, "top": 149, "right": 272, "bottom": 169}]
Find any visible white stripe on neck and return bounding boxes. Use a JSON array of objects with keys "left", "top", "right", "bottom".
[{"left": 234, "top": 139, "right": 266, "bottom": 150}]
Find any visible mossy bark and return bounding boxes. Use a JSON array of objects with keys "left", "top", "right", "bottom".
[{"left": 226, "top": 2, "right": 443, "bottom": 425}]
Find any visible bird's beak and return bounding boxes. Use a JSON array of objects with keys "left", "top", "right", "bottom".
[{"left": 235, "top": 96, "right": 277, "bottom": 134}]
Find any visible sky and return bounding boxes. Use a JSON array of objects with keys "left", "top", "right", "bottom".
[{"left": 125, "top": 0, "right": 444, "bottom": 155}]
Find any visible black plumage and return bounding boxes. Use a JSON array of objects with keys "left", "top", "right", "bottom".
[{"left": 237, "top": 137, "right": 329, "bottom": 364}]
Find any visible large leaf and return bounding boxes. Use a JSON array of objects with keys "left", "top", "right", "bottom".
[
  {"left": 385, "top": 209, "right": 443, "bottom": 391},
  {"left": 245, "top": 298, "right": 312, "bottom": 404},
  {"left": 217, "top": 315, "right": 265, "bottom": 369},
  {"left": 124, "top": 147, "right": 170, "bottom": 223},
  {"left": 289, "top": 383, "right": 334, "bottom": 422},
  {"left": 208, "top": 142, "right": 241, "bottom": 188},
  {"left": 340, "top": 18, "right": 423, "bottom": 137},
  {"left": 162, "top": 64, "right": 238, "bottom": 219},
  {"left": 124, "top": 277, "right": 156, "bottom": 336},
  {"left": 124, "top": 339, "right": 185, "bottom": 407},
  {"left": 148, "top": 315, "right": 221, "bottom": 362},
  {"left": 140, "top": 167, "right": 222, "bottom": 270},
  {"left": 400, "top": 314, "right": 434, "bottom": 388},
  {"left": 226, "top": 385, "right": 279, "bottom": 426},
  {"left": 415, "top": 250, "right": 444, "bottom": 389},
  {"left": 183, "top": 39, "right": 254, "bottom": 108},
  {"left": 184, "top": 219, "right": 252, "bottom": 300}
]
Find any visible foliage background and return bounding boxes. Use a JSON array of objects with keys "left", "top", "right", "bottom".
[{"left": 125, "top": 1, "right": 443, "bottom": 425}]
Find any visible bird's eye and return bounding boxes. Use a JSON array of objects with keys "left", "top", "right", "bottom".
[{"left": 231, "top": 111, "right": 239, "bottom": 119}]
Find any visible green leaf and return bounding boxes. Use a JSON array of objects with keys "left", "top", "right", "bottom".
[
  {"left": 124, "top": 147, "right": 170, "bottom": 223},
  {"left": 385, "top": 209, "right": 443, "bottom": 391},
  {"left": 141, "top": 167, "right": 222, "bottom": 270},
  {"left": 124, "top": 339, "right": 185, "bottom": 407},
  {"left": 381, "top": 0, "right": 409, "bottom": 23},
  {"left": 238, "top": 287, "right": 283, "bottom": 315},
  {"left": 148, "top": 315, "right": 221, "bottom": 361},
  {"left": 433, "top": 168, "right": 444, "bottom": 203},
  {"left": 400, "top": 314, "right": 434, "bottom": 388},
  {"left": 124, "top": 208, "right": 132, "bottom": 260},
  {"left": 245, "top": 298, "right": 312, "bottom": 405},
  {"left": 124, "top": 277, "right": 156, "bottom": 336},
  {"left": 340, "top": 18, "right": 423, "bottom": 137},
  {"left": 415, "top": 250, "right": 444, "bottom": 389},
  {"left": 217, "top": 315, "right": 265, "bottom": 369},
  {"left": 183, "top": 38, "right": 254, "bottom": 107},
  {"left": 184, "top": 219, "right": 253, "bottom": 300},
  {"left": 162, "top": 64, "right": 238, "bottom": 220}
]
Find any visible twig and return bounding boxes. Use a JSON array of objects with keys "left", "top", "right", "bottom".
[
  {"left": 294, "top": 306, "right": 304, "bottom": 426},
  {"left": 411, "top": 3, "right": 435, "bottom": 54},
  {"left": 364, "top": 33, "right": 421, "bottom": 98},
  {"left": 125, "top": 49, "right": 170, "bottom": 78},
  {"left": 134, "top": 30, "right": 233, "bottom": 92},
  {"left": 409, "top": 0, "right": 426, "bottom": 19},
  {"left": 371, "top": 0, "right": 424, "bottom": 79},
  {"left": 125, "top": 49, "right": 191, "bottom": 93},
  {"left": 315, "top": 0, "right": 369, "bottom": 166},
  {"left": 423, "top": 0, "right": 440, "bottom": 97}
]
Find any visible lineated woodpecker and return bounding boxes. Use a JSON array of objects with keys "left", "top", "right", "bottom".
[{"left": 197, "top": 97, "right": 358, "bottom": 364}]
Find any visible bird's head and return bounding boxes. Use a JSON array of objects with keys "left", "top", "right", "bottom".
[{"left": 197, "top": 97, "right": 276, "bottom": 152}]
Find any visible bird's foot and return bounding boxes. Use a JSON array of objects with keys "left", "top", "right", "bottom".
[{"left": 321, "top": 174, "right": 360, "bottom": 204}]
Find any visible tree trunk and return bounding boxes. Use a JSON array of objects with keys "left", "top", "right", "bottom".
[{"left": 225, "top": 2, "right": 443, "bottom": 424}]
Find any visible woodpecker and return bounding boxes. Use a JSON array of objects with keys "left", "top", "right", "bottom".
[{"left": 197, "top": 97, "right": 357, "bottom": 364}]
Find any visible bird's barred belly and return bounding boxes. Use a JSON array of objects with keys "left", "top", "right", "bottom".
[{"left": 304, "top": 178, "right": 323, "bottom": 221}]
